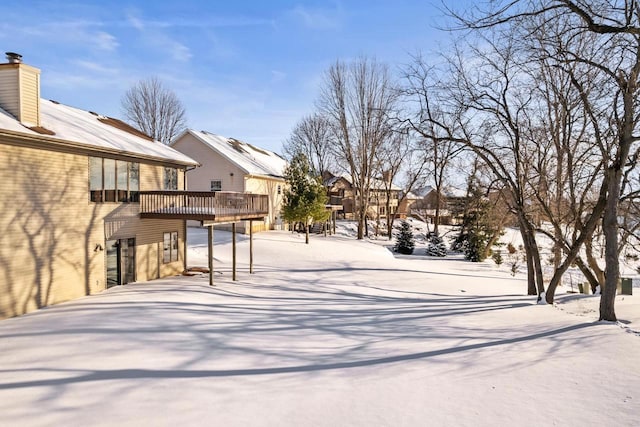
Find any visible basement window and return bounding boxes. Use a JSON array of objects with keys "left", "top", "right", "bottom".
[{"left": 163, "top": 231, "right": 178, "bottom": 263}]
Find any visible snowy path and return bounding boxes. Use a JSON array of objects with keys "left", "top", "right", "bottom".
[{"left": 0, "top": 230, "right": 638, "bottom": 426}]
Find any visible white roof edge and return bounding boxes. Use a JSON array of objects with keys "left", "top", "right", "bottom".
[
  {"left": 0, "top": 128, "right": 199, "bottom": 167},
  {"left": 186, "top": 129, "right": 253, "bottom": 175}
]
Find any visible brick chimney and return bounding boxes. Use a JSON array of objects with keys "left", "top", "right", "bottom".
[{"left": 0, "top": 52, "right": 41, "bottom": 127}]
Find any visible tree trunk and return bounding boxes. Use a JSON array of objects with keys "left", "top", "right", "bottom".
[
  {"left": 434, "top": 191, "right": 441, "bottom": 236},
  {"left": 544, "top": 183, "right": 607, "bottom": 302},
  {"left": 529, "top": 230, "right": 546, "bottom": 297},
  {"left": 574, "top": 257, "right": 601, "bottom": 293},
  {"left": 521, "top": 233, "right": 538, "bottom": 295},
  {"left": 518, "top": 214, "right": 539, "bottom": 296},
  {"left": 585, "top": 238, "right": 605, "bottom": 287},
  {"left": 387, "top": 212, "right": 396, "bottom": 240},
  {"left": 305, "top": 219, "right": 310, "bottom": 244},
  {"left": 600, "top": 172, "right": 620, "bottom": 321},
  {"left": 482, "top": 231, "right": 501, "bottom": 261}
]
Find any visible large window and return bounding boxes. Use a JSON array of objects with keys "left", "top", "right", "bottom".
[
  {"left": 90, "top": 157, "right": 139, "bottom": 202},
  {"left": 163, "top": 231, "right": 178, "bottom": 263},
  {"left": 164, "top": 167, "right": 178, "bottom": 190},
  {"left": 210, "top": 179, "right": 222, "bottom": 192}
]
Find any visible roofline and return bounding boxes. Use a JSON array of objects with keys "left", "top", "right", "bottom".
[
  {"left": 0, "top": 129, "right": 199, "bottom": 167},
  {"left": 180, "top": 129, "right": 253, "bottom": 175},
  {"left": 244, "top": 173, "right": 286, "bottom": 182}
]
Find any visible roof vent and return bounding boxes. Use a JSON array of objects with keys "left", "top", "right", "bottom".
[{"left": 5, "top": 52, "right": 22, "bottom": 64}]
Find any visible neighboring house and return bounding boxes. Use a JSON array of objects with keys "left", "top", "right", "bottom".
[
  {"left": 397, "top": 190, "right": 421, "bottom": 219},
  {"left": 171, "top": 130, "right": 287, "bottom": 233},
  {"left": 323, "top": 172, "right": 401, "bottom": 220},
  {"left": 0, "top": 53, "right": 205, "bottom": 319},
  {"left": 409, "top": 186, "right": 468, "bottom": 225}
]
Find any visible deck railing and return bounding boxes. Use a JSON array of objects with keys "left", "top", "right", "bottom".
[{"left": 139, "top": 191, "right": 269, "bottom": 221}]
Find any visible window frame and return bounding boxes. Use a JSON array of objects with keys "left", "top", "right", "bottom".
[
  {"left": 164, "top": 167, "right": 178, "bottom": 190},
  {"left": 89, "top": 157, "right": 140, "bottom": 203},
  {"left": 210, "top": 179, "right": 222, "bottom": 192},
  {"left": 163, "top": 231, "right": 179, "bottom": 263}
]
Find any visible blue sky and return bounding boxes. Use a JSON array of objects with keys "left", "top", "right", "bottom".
[{"left": 0, "top": 1, "right": 460, "bottom": 154}]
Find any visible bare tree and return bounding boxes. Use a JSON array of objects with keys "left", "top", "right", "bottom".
[
  {"left": 121, "top": 77, "right": 187, "bottom": 145},
  {"left": 318, "top": 57, "right": 399, "bottom": 240},
  {"left": 374, "top": 129, "right": 428, "bottom": 239},
  {"left": 449, "top": 0, "right": 640, "bottom": 321},
  {"left": 401, "top": 53, "right": 467, "bottom": 236},
  {"left": 283, "top": 113, "right": 336, "bottom": 177}
]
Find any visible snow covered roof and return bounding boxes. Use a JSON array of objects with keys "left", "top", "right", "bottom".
[
  {"left": 176, "top": 129, "right": 287, "bottom": 179},
  {"left": 324, "top": 172, "right": 402, "bottom": 191},
  {"left": 442, "top": 187, "right": 467, "bottom": 198},
  {"left": 0, "top": 99, "right": 198, "bottom": 166},
  {"left": 412, "top": 186, "right": 467, "bottom": 199}
]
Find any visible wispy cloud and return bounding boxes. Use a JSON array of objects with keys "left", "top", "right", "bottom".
[
  {"left": 126, "top": 13, "right": 145, "bottom": 31},
  {"left": 73, "top": 59, "right": 119, "bottom": 75},
  {"left": 95, "top": 31, "right": 119, "bottom": 51},
  {"left": 0, "top": 21, "right": 119, "bottom": 54},
  {"left": 289, "top": 4, "right": 344, "bottom": 30},
  {"left": 123, "top": 14, "right": 273, "bottom": 30},
  {"left": 126, "top": 11, "right": 192, "bottom": 63}
]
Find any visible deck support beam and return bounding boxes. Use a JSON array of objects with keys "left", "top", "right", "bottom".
[
  {"left": 208, "top": 225, "right": 214, "bottom": 286},
  {"left": 249, "top": 220, "right": 254, "bottom": 274},
  {"left": 232, "top": 222, "right": 237, "bottom": 281},
  {"left": 332, "top": 210, "right": 337, "bottom": 234}
]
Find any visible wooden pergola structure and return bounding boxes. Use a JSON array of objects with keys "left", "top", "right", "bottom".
[{"left": 140, "top": 191, "right": 269, "bottom": 286}]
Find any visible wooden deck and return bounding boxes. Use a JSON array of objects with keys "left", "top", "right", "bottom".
[{"left": 139, "top": 191, "right": 269, "bottom": 222}]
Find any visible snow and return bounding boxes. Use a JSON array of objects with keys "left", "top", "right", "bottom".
[
  {"left": 0, "top": 99, "right": 197, "bottom": 165},
  {"left": 178, "top": 129, "right": 287, "bottom": 178},
  {"left": 326, "top": 172, "right": 403, "bottom": 191},
  {"left": 0, "top": 222, "right": 638, "bottom": 426}
]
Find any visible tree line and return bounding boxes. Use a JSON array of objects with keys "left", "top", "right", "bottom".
[{"left": 282, "top": 1, "right": 640, "bottom": 322}]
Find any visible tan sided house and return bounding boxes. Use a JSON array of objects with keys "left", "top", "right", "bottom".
[
  {"left": 171, "top": 129, "right": 287, "bottom": 233},
  {"left": 0, "top": 53, "right": 269, "bottom": 319}
]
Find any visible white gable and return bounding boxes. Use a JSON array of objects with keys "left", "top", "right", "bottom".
[{"left": 178, "top": 129, "right": 287, "bottom": 178}]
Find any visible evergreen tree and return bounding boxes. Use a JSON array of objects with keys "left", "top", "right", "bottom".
[
  {"left": 282, "top": 153, "right": 330, "bottom": 244},
  {"left": 452, "top": 184, "right": 503, "bottom": 262},
  {"left": 394, "top": 221, "right": 415, "bottom": 254},
  {"left": 426, "top": 234, "right": 447, "bottom": 257}
]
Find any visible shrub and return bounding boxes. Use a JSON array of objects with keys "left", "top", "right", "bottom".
[
  {"left": 492, "top": 250, "right": 503, "bottom": 265},
  {"left": 394, "top": 221, "right": 415, "bottom": 255},
  {"left": 426, "top": 234, "right": 447, "bottom": 257}
]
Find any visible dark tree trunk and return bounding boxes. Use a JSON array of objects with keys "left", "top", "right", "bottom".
[
  {"left": 519, "top": 225, "right": 539, "bottom": 296},
  {"left": 434, "top": 191, "right": 441, "bottom": 236},
  {"left": 600, "top": 171, "right": 620, "bottom": 321},
  {"left": 585, "top": 238, "right": 605, "bottom": 286},
  {"left": 305, "top": 221, "right": 310, "bottom": 244}
]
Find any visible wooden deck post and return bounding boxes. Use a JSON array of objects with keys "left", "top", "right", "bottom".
[
  {"left": 232, "top": 222, "right": 237, "bottom": 281},
  {"left": 183, "top": 220, "right": 188, "bottom": 272},
  {"left": 332, "top": 210, "right": 337, "bottom": 234},
  {"left": 249, "top": 220, "right": 254, "bottom": 274},
  {"left": 208, "top": 225, "right": 214, "bottom": 286}
]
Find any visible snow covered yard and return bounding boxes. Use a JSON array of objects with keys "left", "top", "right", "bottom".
[{"left": 0, "top": 227, "right": 638, "bottom": 426}]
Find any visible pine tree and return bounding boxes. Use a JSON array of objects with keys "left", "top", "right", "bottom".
[
  {"left": 426, "top": 234, "right": 447, "bottom": 257},
  {"left": 452, "top": 185, "right": 502, "bottom": 262},
  {"left": 394, "top": 221, "right": 415, "bottom": 254},
  {"left": 282, "top": 153, "right": 330, "bottom": 244}
]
